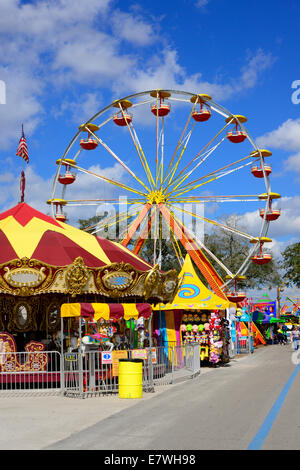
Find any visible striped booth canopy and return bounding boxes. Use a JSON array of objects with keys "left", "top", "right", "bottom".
[{"left": 61, "top": 303, "right": 152, "bottom": 321}]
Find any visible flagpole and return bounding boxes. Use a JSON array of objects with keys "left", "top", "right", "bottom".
[
  {"left": 17, "top": 124, "right": 28, "bottom": 203},
  {"left": 21, "top": 126, "right": 24, "bottom": 203}
]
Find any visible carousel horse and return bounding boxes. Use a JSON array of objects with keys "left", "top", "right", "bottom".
[
  {"left": 113, "top": 333, "right": 130, "bottom": 350},
  {"left": 53, "top": 330, "right": 79, "bottom": 351},
  {"left": 81, "top": 331, "right": 114, "bottom": 353}
]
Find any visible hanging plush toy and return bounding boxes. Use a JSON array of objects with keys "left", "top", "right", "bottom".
[
  {"left": 208, "top": 311, "right": 223, "bottom": 364},
  {"left": 138, "top": 329, "right": 145, "bottom": 348}
]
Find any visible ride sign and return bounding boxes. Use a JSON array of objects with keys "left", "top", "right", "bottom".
[{"left": 101, "top": 351, "right": 113, "bottom": 364}]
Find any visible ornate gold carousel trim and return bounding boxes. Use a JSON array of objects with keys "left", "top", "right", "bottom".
[{"left": 0, "top": 256, "right": 178, "bottom": 301}]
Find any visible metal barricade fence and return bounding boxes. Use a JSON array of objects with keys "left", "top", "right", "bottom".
[
  {"left": 234, "top": 336, "right": 250, "bottom": 355},
  {"left": 63, "top": 344, "right": 201, "bottom": 398},
  {"left": 144, "top": 344, "right": 200, "bottom": 388},
  {"left": 63, "top": 349, "right": 155, "bottom": 398},
  {"left": 0, "top": 351, "right": 62, "bottom": 396}
]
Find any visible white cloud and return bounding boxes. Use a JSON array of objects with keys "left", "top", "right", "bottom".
[
  {"left": 0, "top": 1, "right": 275, "bottom": 151},
  {"left": 257, "top": 118, "right": 300, "bottom": 178},
  {"left": 238, "top": 49, "right": 275, "bottom": 90},
  {"left": 195, "top": 0, "right": 210, "bottom": 7},
  {"left": 0, "top": 68, "right": 43, "bottom": 149},
  {"left": 0, "top": 160, "right": 130, "bottom": 225},
  {"left": 53, "top": 92, "right": 103, "bottom": 125},
  {"left": 238, "top": 196, "right": 300, "bottom": 259},
  {"left": 110, "top": 10, "right": 157, "bottom": 46},
  {"left": 257, "top": 118, "right": 300, "bottom": 152},
  {"left": 113, "top": 48, "right": 274, "bottom": 101}
]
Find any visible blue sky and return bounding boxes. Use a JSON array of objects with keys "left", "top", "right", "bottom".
[{"left": 0, "top": 0, "right": 299, "bottom": 300}]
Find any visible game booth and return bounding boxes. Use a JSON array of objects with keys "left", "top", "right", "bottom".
[
  {"left": 252, "top": 309, "right": 294, "bottom": 344},
  {"left": 232, "top": 309, "right": 255, "bottom": 353},
  {"left": 153, "top": 255, "right": 232, "bottom": 366}
]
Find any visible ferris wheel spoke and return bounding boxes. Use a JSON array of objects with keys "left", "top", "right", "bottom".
[
  {"left": 173, "top": 204, "right": 255, "bottom": 241},
  {"left": 117, "top": 104, "right": 155, "bottom": 190},
  {"left": 92, "top": 206, "right": 143, "bottom": 236},
  {"left": 169, "top": 220, "right": 185, "bottom": 266},
  {"left": 158, "top": 203, "right": 227, "bottom": 299},
  {"left": 152, "top": 206, "right": 158, "bottom": 266},
  {"left": 132, "top": 210, "right": 155, "bottom": 254},
  {"left": 82, "top": 125, "right": 150, "bottom": 193},
  {"left": 118, "top": 205, "right": 152, "bottom": 242},
  {"left": 129, "top": 122, "right": 156, "bottom": 190},
  {"left": 120, "top": 202, "right": 151, "bottom": 247},
  {"left": 165, "top": 123, "right": 196, "bottom": 192},
  {"left": 170, "top": 161, "right": 266, "bottom": 197},
  {"left": 168, "top": 120, "right": 233, "bottom": 190},
  {"left": 172, "top": 157, "right": 257, "bottom": 198},
  {"left": 167, "top": 136, "right": 226, "bottom": 196},
  {"left": 82, "top": 207, "right": 133, "bottom": 232},
  {"left": 62, "top": 160, "right": 147, "bottom": 197},
  {"left": 64, "top": 197, "right": 143, "bottom": 205},
  {"left": 155, "top": 93, "right": 160, "bottom": 188},
  {"left": 178, "top": 155, "right": 259, "bottom": 193},
  {"left": 169, "top": 207, "right": 234, "bottom": 277},
  {"left": 158, "top": 117, "right": 165, "bottom": 188},
  {"left": 168, "top": 193, "right": 263, "bottom": 206},
  {"left": 163, "top": 100, "right": 197, "bottom": 188}
]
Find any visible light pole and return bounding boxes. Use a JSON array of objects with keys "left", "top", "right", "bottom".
[{"left": 277, "top": 281, "right": 286, "bottom": 316}]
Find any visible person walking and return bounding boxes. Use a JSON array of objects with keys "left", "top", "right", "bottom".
[
  {"left": 277, "top": 328, "right": 286, "bottom": 344},
  {"left": 291, "top": 327, "right": 300, "bottom": 351},
  {"left": 277, "top": 328, "right": 285, "bottom": 345}
]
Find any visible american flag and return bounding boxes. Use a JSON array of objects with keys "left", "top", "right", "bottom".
[{"left": 16, "top": 126, "right": 29, "bottom": 163}]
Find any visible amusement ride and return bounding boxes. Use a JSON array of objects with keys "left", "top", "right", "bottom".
[{"left": 48, "top": 89, "right": 281, "bottom": 303}]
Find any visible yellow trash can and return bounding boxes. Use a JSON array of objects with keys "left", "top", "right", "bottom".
[{"left": 118, "top": 359, "right": 143, "bottom": 399}]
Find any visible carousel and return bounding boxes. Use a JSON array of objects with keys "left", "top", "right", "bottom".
[{"left": 0, "top": 201, "right": 178, "bottom": 356}]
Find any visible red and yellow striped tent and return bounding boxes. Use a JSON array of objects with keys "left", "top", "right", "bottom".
[{"left": 0, "top": 202, "right": 152, "bottom": 271}]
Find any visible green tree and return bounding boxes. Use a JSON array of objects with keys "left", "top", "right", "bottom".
[
  {"left": 77, "top": 212, "right": 281, "bottom": 289},
  {"left": 281, "top": 242, "right": 300, "bottom": 287},
  {"left": 78, "top": 212, "right": 109, "bottom": 234},
  {"left": 203, "top": 214, "right": 281, "bottom": 289}
]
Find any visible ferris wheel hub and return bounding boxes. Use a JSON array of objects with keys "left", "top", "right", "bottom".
[{"left": 148, "top": 190, "right": 166, "bottom": 204}]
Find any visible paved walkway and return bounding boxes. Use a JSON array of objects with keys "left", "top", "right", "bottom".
[{"left": 0, "top": 344, "right": 299, "bottom": 450}]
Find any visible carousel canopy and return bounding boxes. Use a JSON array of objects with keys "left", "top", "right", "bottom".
[
  {"left": 0, "top": 202, "right": 152, "bottom": 271},
  {"left": 61, "top": 302, "right": 152, "bottom": 320},
  {"left": 153, "top": 254, "right": 230, "bottom": 311}
]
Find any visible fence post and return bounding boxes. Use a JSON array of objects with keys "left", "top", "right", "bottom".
[
  {"left": 148, "top": 347, "right": 154, "bottom": 392},
  {"left": 78, "top": 317, "right": 84, "bottom": 398},
  {"left": 171, "top": 347, "right": 175, "bottom": 384},
  {"left": 194, "top": 344, "right": 200, "bottom": 376},
  {"left": 60, "top": 317, "right": 65, "bottom": 395}
]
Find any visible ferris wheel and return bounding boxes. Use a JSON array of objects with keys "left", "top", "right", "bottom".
[{"left": 48, "top": 89, "right": 281, "bottom": 302}]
